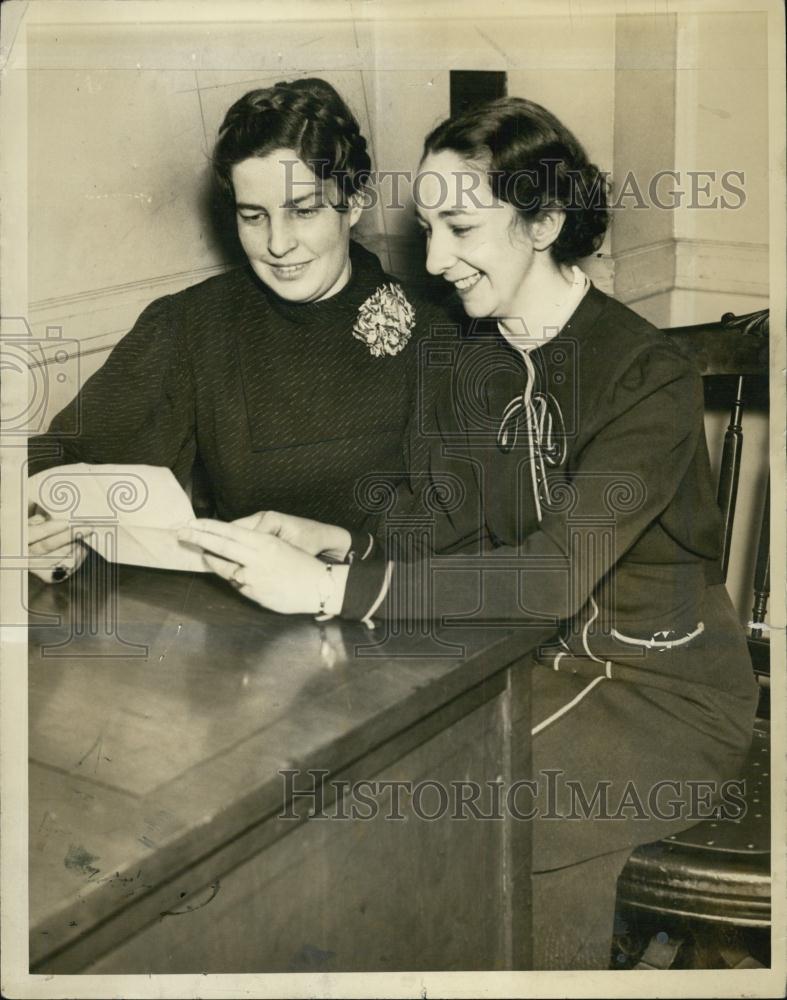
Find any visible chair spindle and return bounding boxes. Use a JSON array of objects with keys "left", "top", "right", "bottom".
[
  {"left": 751, "top": 474, "right": 770, "bottom": 639},
  {"left": 716, "top": 374, "right": 745, "bottom": 581}
]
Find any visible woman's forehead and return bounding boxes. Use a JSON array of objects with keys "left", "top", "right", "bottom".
[
  {"left": 231, "top": 149, "right": 332, "bottom": 200},
  {"left": 415, "top": 150, "right": 501, "bottom": 216}
]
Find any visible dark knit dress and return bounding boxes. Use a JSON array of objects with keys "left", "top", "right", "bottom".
[
  {"left": 340, "top": 284, "right": 760, "bottom": 967},
  {"left": 29, "top": 242, "right": 450, "bottom": 530}
]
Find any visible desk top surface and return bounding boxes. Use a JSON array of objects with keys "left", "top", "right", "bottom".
[{"left": 28, "top": 559, "right": 548, "bottom": 964}]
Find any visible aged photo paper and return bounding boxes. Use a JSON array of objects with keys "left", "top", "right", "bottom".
[{"left": 1, "top": 0, "right": 785, "bottom": 997}]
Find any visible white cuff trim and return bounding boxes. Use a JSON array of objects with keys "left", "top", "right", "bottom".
[{"left": 361, "top": 560, "right": 394, "bottom": 630}]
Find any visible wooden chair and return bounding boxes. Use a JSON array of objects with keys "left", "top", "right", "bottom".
[{"left": 613, "top": 308, "right": 771, "bottom": 970}]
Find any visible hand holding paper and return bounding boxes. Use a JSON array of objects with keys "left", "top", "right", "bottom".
[
  {"left": 27, "top": 508, "right": 90, "bottom": 582},
  {"left": 29, "top": 464, "right": 209, "bottom": 573}
]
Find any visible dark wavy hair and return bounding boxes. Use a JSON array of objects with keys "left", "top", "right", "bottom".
[
  {"left": 212, "top": 78, "right": 371, "bottom": 207},
  {"left": 422, "top": 97, "right": 609, "bottom": 264}
]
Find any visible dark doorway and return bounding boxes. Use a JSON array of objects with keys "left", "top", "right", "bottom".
[{"left": 450, "top": 70, "right": 507, "bottom": 117}]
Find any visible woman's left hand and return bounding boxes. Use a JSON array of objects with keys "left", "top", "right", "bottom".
[{"left": 177, "top": 519, "right": 348, "bottom": 616}]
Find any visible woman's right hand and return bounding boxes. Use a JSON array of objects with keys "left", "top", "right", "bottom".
[
  {"left": 28, "top": 508, "right": 89, "bottom": 583},
  {"left": 232, "top": 510, "right": 352, "bottom": 562}
]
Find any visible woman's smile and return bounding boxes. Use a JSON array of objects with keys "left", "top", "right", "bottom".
[
  {"left": 264, "top": 260, "right": 315, "bottom": 281},
  {"left": 451, "top": 270, "right": 484, "bottom": 292}
]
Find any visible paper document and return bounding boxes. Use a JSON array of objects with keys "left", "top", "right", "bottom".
[{"left": 29, "top": 464, "right": 209, "bottom": 572}]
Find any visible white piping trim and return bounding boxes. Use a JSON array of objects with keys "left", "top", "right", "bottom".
[
  {"left": 522, "top": 351, "right": 543, "bottom": 524},
  {"left": 605, "top": 660, "right": 612, "bottom": 678},
  {"left": 611, "top": 621, "right": 704, "bottom": 649},
  {"left": 497, "top": 396, "right": 523, "bottom": 450},
  {"left": 361, "top": 560, "right": 394, "bottom": 630},
  {"left": 361, "top": 533, "right": 374, "bottom": 560},
  {"left": 582, "top": 595, "right": 605, "bottom": 663},
  {"left": 532, "top": 676, "right": 606, "bottom": 736},
  {"left": 552, "top": 650, "right": 566, "bottom": 671},
  {"left": 497, "top": 351, "right": 545, "bottom": 523}
]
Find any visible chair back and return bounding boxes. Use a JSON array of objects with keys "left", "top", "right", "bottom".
[{"left": 664, "top": 308, "right": 770, "bottom": 706}]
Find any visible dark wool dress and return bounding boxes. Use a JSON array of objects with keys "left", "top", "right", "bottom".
[
  {"left": 341, "top": 284, "right": 759, "bottom": 964},
  {"left": 29, "top": 241, "right": 450, "bottom": 530}
]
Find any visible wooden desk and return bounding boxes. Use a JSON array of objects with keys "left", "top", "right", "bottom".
[{"left": 28, "top": 557, "right": 549, "bottom": 973}]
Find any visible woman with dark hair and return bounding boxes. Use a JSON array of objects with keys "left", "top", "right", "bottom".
[
  {"left": 28, "top": 78, "right": 446, "bottom": 581},
  {"left": 181, "top": 97, "right": 759, "bottom": 967}
]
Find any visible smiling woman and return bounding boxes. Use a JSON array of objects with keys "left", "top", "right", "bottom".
[
  {"left": 27, "top": 78, "right": 451, "bottom": 583},
  {"left": 230, "top": 154, "right": 361, "bottom": 302}
]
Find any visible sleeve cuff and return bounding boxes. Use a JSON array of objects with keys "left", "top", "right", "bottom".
[
  {"left": 346, "top": 529, "right": 376, "bottom": 563},
  {"left": 341, "top": 552, "right": 393, "bottom": 626}
]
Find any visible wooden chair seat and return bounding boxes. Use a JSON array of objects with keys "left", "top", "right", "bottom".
[{"left": 617, "top": 718, "right": 770, "bottom": 927}]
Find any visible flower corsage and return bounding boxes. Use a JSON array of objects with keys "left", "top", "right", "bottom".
[{"left": 352, "top": 282, "right": 415, "bottom": 358}]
